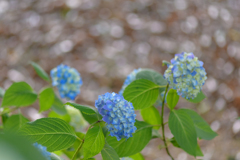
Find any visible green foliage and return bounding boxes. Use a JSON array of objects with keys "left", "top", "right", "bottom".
[
  {"left": 123, "top": 79, "right": 160, "bottom": 110},
  {"left": 141, "top": 106, "right": 161, "bottom": 130},
  {"left": 129, "top": 153, "right": 145, "bottom": 160},
  {"left": 48, "top": 110, "right": 71, "bottom": 123},
  {"left": 166, "top": 89, "right": 179, "bottom": 110},
  {"left": 0, "top": 87, "right": 5, "bottom": 98},
  {"left": 196, "top": 144, "right": 204, "bottom": 157},
  {"left": 51, "top": 94, "right": 67, "bottom": 115},
  {"left": 187, "top": 91, "right": 206, "bottom": 103},
  {"left": 66, "top": 102, "right": 102, "bottom": 124},
  {"left": 50, "top": 153, "right": 65, "bottom": 160},
  {"left": 4, "top": 114, "right": 29, "bottom": 132},
  {"left": 0, "top": 133, "right": 46, "bottom": 160},
  {"left": 101, "top": 143, "right": 120, "bottom": 160},
  {"left": 168, "top": 109, "right": 197, "bottom": 156},
  {"left": 30, "top": 61, "right": 50, "bottom": 82},
  {"left": 2, "top": 82, "right": 38, "bottom": 107},
  {"left": 182, "top": 109, "right": 217, "bottom": 140},
  {"left": 20, "top": 118, "right": 77, "bottom": 152},
  {"left": 106, "top": 120, "right": 152, "bottom": 157},
  {"left": 39, "top": 87, "right": 55, "bottom": 112},
  {"left": 162, "top": 60, "right": 171, "bottom": 67},
  {"left": 83, "top": 125, "right": 105, "bottom": 159}
]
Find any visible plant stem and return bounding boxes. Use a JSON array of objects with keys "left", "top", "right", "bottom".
[
  {"left": 161, "top": 84, "right": 174, "bottom": 160},
  {"left": 71, "top": 139, "right": 84, "bottom": 160}
]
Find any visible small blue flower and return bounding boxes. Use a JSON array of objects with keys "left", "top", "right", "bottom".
[
  {"left": 119, "top": 68, "right": 141, "bottom": 95},
  {"left": 95, "top": 92, "right": 137, "bottom": 141},
  {"left": 50, "top": 64, "right": 82, "bottom": 100},
  {"left": 33, "top": 143, "right": 51, "bottom": 160},
  {"left": 164, "top": 52, "right": 207, "bottom": 99}
]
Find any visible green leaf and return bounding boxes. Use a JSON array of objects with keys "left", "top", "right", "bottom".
[
  {"left": 187, "top": 91, "right": 206, "bottom": 103},
  {"left": 101, "top": 143, "right": 120, "bottom": 160},
  {"left": 0, "top": 133, "right": 47, "bottom": 160},
  {"left": 0, "top": 87, "right": 5, "bottom": 98},
  {"left": 123, "top": 79, "right": 160, "bottom": 110},
  {"left": 141, "top": 106, "right": 161, "bottom": 130},
  {"left": 30, "top": 61, "right": 50, "bottom": 82},
  {"left": 2, "top": 82, "right": 37, "bottom": 107},
  {"left": 83, "top": 125, "right": 105, "bottom": 159},
  {"left": 168, "top": 109, "right": 197, "bottom": 156},
  {"left": 66, "top": 102, "right": 102, "bottom": 124},
  {"left": 162, "top": 60, "right": 171, "bottom": 67},
  {"left": 170, "top": 137, "right": 203, "bottom": 157},
  {"left": 106, "top": 120, "right": 152, "bottom": 157},
  {"left": 51, "top": 94, "right": 67, "bottom": 115},
  {"left": 196, "top": 144, "right": 203, "bottom": 157},
  {"left": 166, "top": 89, "right": 179, "bottom": 110},
  {"left": 4, "top": 114, "right": 29, "bottom": 132},
  {"left": 129, "top": 153, "right": 145, "bottom": 160},
  {"left": 136, "top": 69, "right": 167, "bottom": 93},
  {"left": 39, "top": 87, "right": 55, "bottom": 112},
  {"left": 20, "top": 117, "right": 77, "bottom": 152},
  {"left": 182, "top": 109, "right": 217, "bottom": 140}
]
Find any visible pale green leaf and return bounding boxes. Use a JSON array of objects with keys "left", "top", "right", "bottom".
[
  {"left": 166, "top": 89, "right": 179, "bottom": 110},
  {"left": 83, "top": 125, "right": 105, "bottom": 159},
  {"left": 39, "top": 87, "right": 55, "bottom": 112},
  {"left": 2, "top": 82, "right": 37, "bottom": 107},
  {"left": 20, "top": 118, "right": 77, "bottom": 152},
  {"left": 129, "top": 153, "right": 145, "bottom": 160},
  {"left": 106, "top": 120, "right": 152, "bottom": 157},
  {"left": 30, "top": 61, "right": 50, "bottom": 82},
  {"left": 141, "top": 106, "right": 161, "bottom": 130},
  {"left": 123, "top": 79, "right": 160, "bottom": 110},
  {"left": 0, "top": 87, "right": 5, "bottom": 98},
  {"left": 169, "top": 109, "right": 197, "bottom": 156},
  {"left": 51, "top": 94, "right": 67, "bottom": 115}
]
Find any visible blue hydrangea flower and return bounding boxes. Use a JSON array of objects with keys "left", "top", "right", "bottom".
[
  {"left": 50, "top": 64, "right": 82, "bottom": 100},
  {"left": 33, "top": 143, "right": 51, "bottom": 160},
  {"left": 119, "top": 68, "right": 141, "bottom": 95},
  {"left": 95, "top": 92, "right": 137, "bottom": 141},
  {"left": 164, "top": 52, "right": 207, "bottom": 99}
]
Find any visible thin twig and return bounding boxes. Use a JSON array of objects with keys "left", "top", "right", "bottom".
[{"left": 161, "top": 84, "right": 174, "bottom": 160}]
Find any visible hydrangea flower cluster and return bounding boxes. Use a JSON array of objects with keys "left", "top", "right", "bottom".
[
  {"left": 119, "top": 68, "right": 141, "bottom": 95},
  {"left": 50, "top": 64, "right": 82, "bottom": 100},
  {"left": 95, "top": 92, "right": 137, "bottom": 141},
  {"left": 33, "top": 143, "right": 51, "bottom": 160},
  {"left": 164, "top": 52, "right": 207, "bottom": 99}
]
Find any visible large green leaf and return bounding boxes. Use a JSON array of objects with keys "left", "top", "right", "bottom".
[
  {"left": 129, "top": 153, "right": 145, "bottom": 160},
  {"left": 187, "top": 91, "right": 206, "bottom": 103},
  {"left": 101, "top": 143, "right": 120, "bottom": 160},
  {"left": 106, "top": 120, "right": 152, "bottom": 157},
  {"left": 168, "top": 109, "right": 197, "bottom": 156},
  {"left": 66, "top": 102, "right": 102, "bottom": 124},
  {"left": 166, "top": 89, "right": 179, "bottom": 110},
  {"left": 30, "top": 61, "right": 50, "bottom": 82},
  {"left": 2, "top": 82, "right": 37, "bottom": 107},
  {"left": 141, "top": 106, "right": 161, "bottom": 130},
  {"left": 20, "top": 118, "right": 77, "bottom": 152},
  {"left": 0, "top": 133, "right": 47, "bottom": 160},
  {"left": 0, "top": 87, "right": 5, "bottom": 98},
  {"left": 123, "top": 79, "right": 160, "bottom": 110},
  {"left": 83, "top": 125, "right": 105, "bottom": 159},
  {"left": 4, "top": 114, "right": 29, "bottom": 132},
  {"left": 182, "top": 109, "right": 217, "bottom": 140},
  {"left": 51, "top": 94, "right": 67, "bottom": 115},
  {"left": 39, "top": 87, "right": 55, "bottom": 112}
]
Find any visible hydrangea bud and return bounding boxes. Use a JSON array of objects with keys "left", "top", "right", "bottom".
[
  {"left": 50, "top": 64, "right": 82, "bottom": 100},
  {"left": 33, "top": 143, "right": 51, "bottom": 160},
  {"left": 95, "top": 92, "right": 137, "bottom": 141},
  {"left": 164, "top": 52, "right": 207, "bottom": 99},
  {"left": 119, "top": 68, "right": 141, "bottom": 95}
]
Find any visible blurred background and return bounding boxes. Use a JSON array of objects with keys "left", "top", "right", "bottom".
[{"left": 0, "top": 0, "right": 240, "bottom": 159}]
